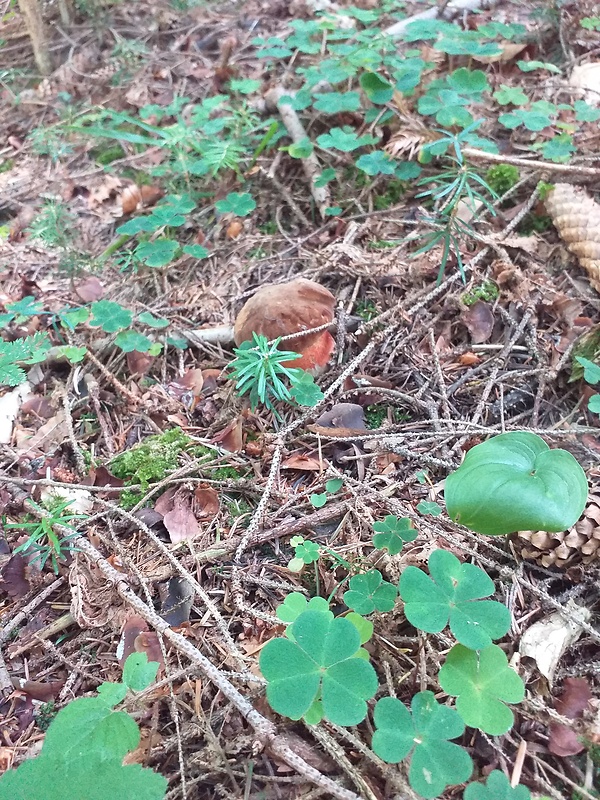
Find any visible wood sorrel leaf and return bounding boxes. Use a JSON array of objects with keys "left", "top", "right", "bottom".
[{"left": 444, "top": 431, "right": 587, "bottom": 535}]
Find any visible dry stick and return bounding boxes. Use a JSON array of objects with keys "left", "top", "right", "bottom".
[
  {"left": 384, "top": 0, "right": 493, "bottom": 36},
  {"left": 94, "top": 498, "right": 251, "bottom": 670},
  {"left": 60, "top": 534, "right": 360, "bottom": 800},
  {"left": 307, "top": 723, "right": 379, "bottom": 800},
  {"left": 0, "top": 577, "right": 64, "bottom": 642},
  {"left": 17, "top": 0, "right": 52, "bottom": 75},
  {"left": 264, "top": 87, "right": 331, "bottom": 219},
  {"left": 462, "top": 147, "right": 600, "bottom": 179}
]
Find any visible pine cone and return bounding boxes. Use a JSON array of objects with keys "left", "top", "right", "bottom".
[
  {"left": 517, "top": 493, "right": 600, "bottom": 567},
  {"left": 544, "top": 183, "right": 600, "bottom": 294}
]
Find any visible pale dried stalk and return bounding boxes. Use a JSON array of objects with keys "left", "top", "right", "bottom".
[
  {"left": 462, "top": 147, "right": 600, "bottom": 179},
  {"left": 264, "top": 87, "right": 331, "bottom": 219},
  {"left": 18, "top": 0, "right": 52, "bottom": 75}
]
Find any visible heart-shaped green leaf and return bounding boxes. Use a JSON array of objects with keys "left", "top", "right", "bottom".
[{"left": 444, "top": 432, "right": 587, "bottom": 535}]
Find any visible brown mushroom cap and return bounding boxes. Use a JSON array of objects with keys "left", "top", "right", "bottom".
[{"left": 233, "top": 278, "right": 336, "bottom": 370}]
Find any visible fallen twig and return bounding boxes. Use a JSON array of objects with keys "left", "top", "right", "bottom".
[{"left": 264, "top": 86, "right": 331, "bottom": 219}]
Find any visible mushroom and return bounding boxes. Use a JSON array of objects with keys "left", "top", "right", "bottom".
[{"left": 234, "top": 278, "right": 336, "bottom": 371}]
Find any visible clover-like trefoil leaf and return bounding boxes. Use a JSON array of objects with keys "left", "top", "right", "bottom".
[
  {"left": 399, "top": 549, "right": 511, "bottom": 650},
  {"left": 438, "top": 644, "right": 525, "bottom": 735},
  {"left": 464, "top": 770, "right": 531, "bottom": 800},
  {"left": 372, "top": 691, "right": 473, "bottom": 799},
  {"left": 259, "top": 610, "right": 378, "bottom": 725}
]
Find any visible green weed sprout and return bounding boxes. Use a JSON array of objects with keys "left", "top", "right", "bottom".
[
  {"left": 5, "top": 499, "right": 87, "bottom": 573},
  {"left": 259, "top": 608, "right": 377, "bottom": 726},
  {"left": 0, "top": 333, "right": 51, "bottom": 387},
  {"left": 464, "top": 770, "right": 531, "bottom": 799},
  {"left": 575, "top": 356, "right": 600, "bottom": 414},
  {"left": 230, "top": 332, "right": 324, "bottom": 415},
  {"left": 0, "top": 653, "right": 166, "bottom": 800},
  {"left": 399, "top": 549, "right": 511, "bottom": 650},
  {"left": 372, "top": 691, "right": 473, "bottom": 799}
]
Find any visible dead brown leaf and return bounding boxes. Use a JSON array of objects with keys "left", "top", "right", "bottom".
[
  {"left": 163, "top": 494, "right": 202, "bottom": 543},
  {"left": 127, "top": 350, "right": 155, "bottom": 377},
  {"left": 212, "top": 416, "right": 243, "bottom": 452},
  {"left": 11, "top": 677, "right": 65, "bottom": 701},
  {"left": 0, "top": 555, "right": 30, "bottom": 598},
  {"left": 549, "top": 677, "right": 592, "bottom": 756},
  {"left": 194, "top": 485, "right": 220, "bottom": 518},
  {"left": 75, "top": 275, "right": 104, "bottom": 303},
  {"left": 462, "top": 300, "right": 495, "bottom": 344},
  {"left": 282, "top": 451, "right": 324, "bottom": 471}
]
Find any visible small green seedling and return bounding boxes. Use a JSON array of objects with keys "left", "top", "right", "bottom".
[
  {"left": 371, "top": 691, "right": 473, "bottom": 799},
  {"left": 464, "top": 770, "right": 531, "bottom": 800},
  {"left": 416, "top": 500, "right": 442, "bottom": 517},
  {"left": 438, "top": 644, "right": 525, "bottom": 735},
  {"left": 309, "top": 478, "right": 343, "bottom": 508},
  {"left": 288, "top": 536, "right": 321, "bottom": 572},
  {"left": 343, "top": 569, "right": 398, "bottom": 614},
  {"left": 372, "top": 515, "right": 417, "bottom": 555},
  {"left": 399, "top": 549, "right": 511, "bottom": 651},
  {"left": 444, "top": 431, "right": 588, "bottom": 535},
  {"left": 259, "top": 609, "right": 378, "bottom": 725},
  {"left": 230, "top": 332, "right": 324, "bottom": 415},
  {"left": 6, "top": 499, "right": 87, "bottom": 573},
  {"left": 275, "top": 592, "right": 331, "bottom": 623},
  {"left": 0, "top": 653, "right": 166, "bottom": 800},
  {"left": 0, "top": 333, "right": 51, "bottom": 387},
  {"left": 575, "top": 356, "right": 600, "bottom": 414}
]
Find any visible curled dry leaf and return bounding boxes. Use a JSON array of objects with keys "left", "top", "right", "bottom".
[
  {"left": 194, "top": 485, "right": 220, "bottom": 518},
  {"left": 74, "top": 276, "right": 104, "bottom": 303},
  {"left": 126, "top": 350, "right": 154, "bottom": 377},
  {"left": 545, "top": 184, "right": 600, "bottom": 294},
  {"left": 519, "top": 598, "right": 591, "bottom": 682},
  {"left": 549, "top": 677, "right": 592, "bottom": 756},
  {"left": 166, "top": 368, "right": 204, "bottom": 408},
  {"left": 462, "top": 300, "right": 495, "bottom": 344},
  {"left": 342, "top": 374, "right": 393, "bottom": 406},
  {"left": 164, "top": 496, "right": 202, "bottom": 543},
  {"left": 0, "top": 555, "right": 30, "bottom": 598},
  {"left": 20, "top": 395, "right": 56, "bottom": 419},
  {"left": 234, "top": 278, "right": 336, "bottom": 371},
  {"left": 118, "top": 614, "right": 165, "bottom": 672},
  {"left": 459, "top": 351, "right": 481, "bottom": 366},
  {"left": 282, "top": 451, "right": 324, "bottom": 471},
  {"left": 11, "top": 677, "right": 65, "bottom": 702},
  {"left": 212, "top": 416, "right": 243, "bottom": 452}
]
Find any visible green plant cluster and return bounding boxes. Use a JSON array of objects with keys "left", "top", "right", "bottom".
[
  {"left": 4, "top": 498, "right": 87, "bottom": 573},
  {"left": 258, "top": 431, "right": 589, "bottom": 798},
  {"left": 0, "top": 289, "right": 185, "bottom": 386},
  {"left": 0, "top": 654, "right": 166, "bottom": 800},
  {"left": 575, "top": 356, "right": 600, "bottom": 415},
  {"left": 15, "top": 5, "right": 598, "bottom": 286},
  {"left": 109, "top": 428, "right": 196, "bottom": 507},
  {"left": 230, "top": 332, "right": 324, "bottom": 416}
]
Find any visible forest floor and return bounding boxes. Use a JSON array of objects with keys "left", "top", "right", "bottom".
[{"left": 1, "top": 0, "right": 600, "bottom": 798}]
